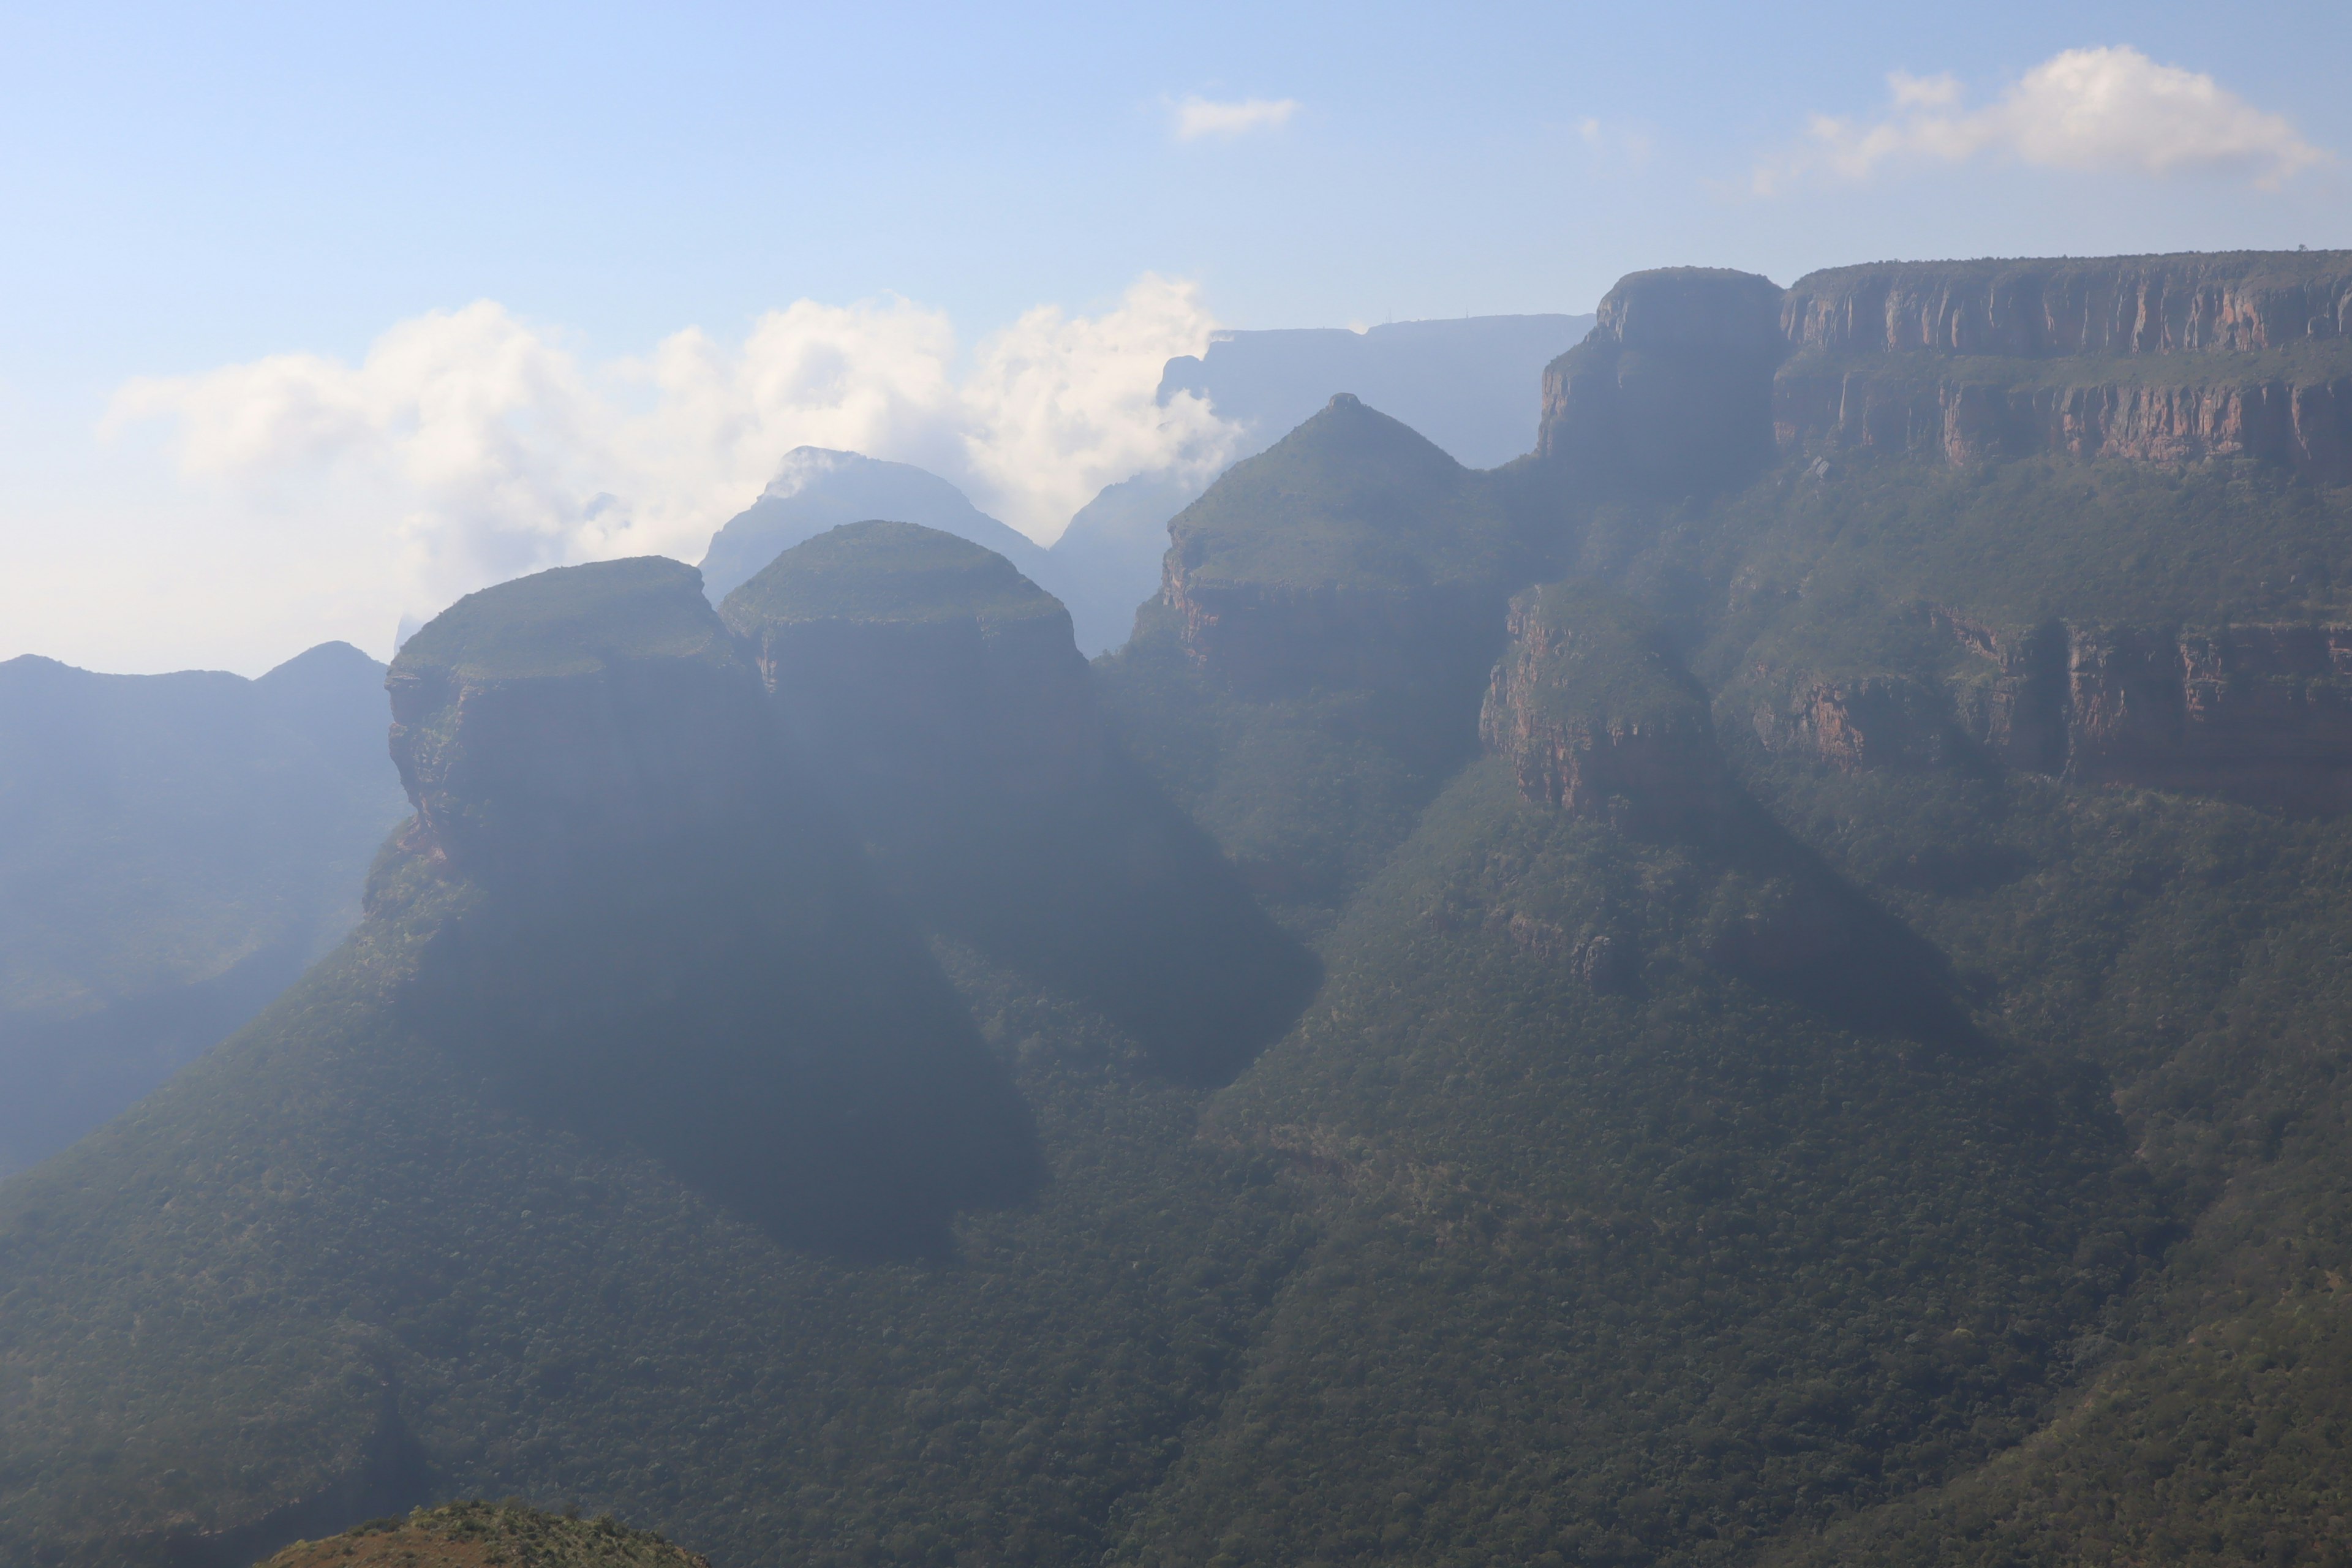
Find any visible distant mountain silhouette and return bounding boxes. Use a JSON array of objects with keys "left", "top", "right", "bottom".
[
  {"left": 699, "top": 447, "right": 1052, "bottom": 603},
  {"left": 0, "top": 640, "right": 406, "bottom": 1175}
]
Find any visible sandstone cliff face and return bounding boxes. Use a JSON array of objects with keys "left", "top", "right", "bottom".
[
  {"left": 1746, "top": 674, "right": 1956, "bottom": 772},
  {"left": 1782, "top": 254, "right": 2352, "bottom": 358},
  {"left": 1774, "top": 362, "right": 2352, "bottom": 479},
  {"left": 1774, "top": 254, "right": 2352, "bottom": 483},
  {"left": 1480, "top": 584, "right": 1735, "bottom": 833},
  {"left": 1750, "top": 607, "right": 2352, "bottom": 813},
  {"left": 1537, "top": 268, "right": 1784, "bottom": 488},
  {"left": 2057, "top": 621, "right": 2352, "bottom": 811}
]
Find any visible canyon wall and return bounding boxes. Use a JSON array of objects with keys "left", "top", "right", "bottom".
[
  {"left": 1537, "top": 267, "right": 1784, "bottom": 488},
  {"left": 1773, "top": 253, "right": 2352, "bottom": 482},
  {"left": 1539, "top": 252, "right": 2352, "bottom": 486},
  {"left": 1480, "top": 583, "right": 1736, "bottom": 834},
  {"left": 1747, "top": 612, "right": 2352, "bottom": 814},
  {"left": 1781, "top": 254, "right": 2352, "bottom": 358}
]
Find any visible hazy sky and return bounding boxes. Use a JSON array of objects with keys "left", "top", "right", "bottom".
[{"left": 4, "top": 0, "right": 2346, "bottom": 673}]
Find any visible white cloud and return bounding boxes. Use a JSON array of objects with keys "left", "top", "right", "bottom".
[
  {"left": 1172, "top": 95, "right": 1299, "bottom": 141},
  {"left": 107, "top": 277, "right": 1238, "bottom": 642},
  {"left": 1756, "top": 45, "right": 2328, "bottom": 194}
]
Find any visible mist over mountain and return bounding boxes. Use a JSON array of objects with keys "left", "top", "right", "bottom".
[
  {"left": 698, "top": 447, "right": 1055, "bottom": 603},
  {"left": 0, "top": 641, "right": 406, "bottom": 1175},
  {"left": 10, "top": 248, "right": 2352, "bottom": 1568},
  {"left": 1161, "top": 313, "right": 1594, "bottom": 470}
]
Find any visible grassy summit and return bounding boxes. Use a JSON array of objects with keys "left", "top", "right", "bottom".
[
  {"left": 394, "top": 557, "right": 733, "bottom": 681},
  {"left": 1165, "top": 393, "right": 1519, "bottom": 592},
  {"left": 722, "top": 519, "right": 1066, "bottom": 628}
]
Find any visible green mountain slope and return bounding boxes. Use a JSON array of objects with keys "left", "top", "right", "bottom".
[
  {"left": 0, "top": 641, "right": 409, "bottom": 1175},
  {"left": 9, "top": 249, "right": 2352, "bottom": 1568}
]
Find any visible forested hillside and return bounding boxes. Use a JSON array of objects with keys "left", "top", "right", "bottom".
[{"left": 2, "top": 250, "right": 2350, "bottom": 1568}]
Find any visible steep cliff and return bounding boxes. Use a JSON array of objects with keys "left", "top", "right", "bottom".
[
  {"left": 1536, "top": 267, "right": 1784, "bottom": 488},
  {"left": 386, "top": 556, "right": 1041, "bottom": 1252},
  {"left": 1775, "top": 253, "right": 2352, "bottom": 481},
  {"left": 1782, "top": 252, "right": 2352, "bottom": 358},
  {"left": 1479, "top": 582, "right": 1736, "bottom": 832},
  {"left": 725, "top": 522, "right": 1317, "bottom": 1084},
  {"left": 1739, "top": 603, "right": 2352, "bottom": 813}
]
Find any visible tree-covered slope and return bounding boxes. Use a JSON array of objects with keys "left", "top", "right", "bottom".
[
  {"left": 12, "top": 249, "right": 2352, "bottom": 1568},
  {"left": 0, "top": 640, "right": 408, "bottom": 1175}
]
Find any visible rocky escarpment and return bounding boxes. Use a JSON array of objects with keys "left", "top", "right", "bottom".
[
  {"left": 1774, "top": 253, "right": 2352, "bottom": 481},
  {"left": 388, "top": 558, "right": 773, "bottom": 884},
  {"left": 1480, "top": 582, "right": 1736, "bottom": 833},
  {"left": 388, "top": 555, "right": 1041, "bottom": 1253},
  {"left": 1161, "top": 394, "right": 1518, "bottom": 698},
  {"left": 1783, "top": 252, "right": 2352, "bottom": 358},
  {"left": 1746, "top": 672, "right": 1961, "bottom": 773},
  {"left": 1537, "top": 267, "right": 1785, "bottom": 489},
  {"left": 727, "top": 522, "right": 1319, "bottom": 1085},
  {"left": 1749, "top": 608, "right": 2352, "bottom": 813}
]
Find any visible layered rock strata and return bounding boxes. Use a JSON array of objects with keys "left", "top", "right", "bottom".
[
  {"left": 1751, "top": 608, "right": 2352, "bottom": 813},
  {"left": 1480, "top": 582, "right": 1736, "bottom": 833},
  {"left": 1537, "top": 267, "right": 1785, "bottom": 488},
  {"left": 1772, "top": 253, "right": 2352, "bottom": 481},
  {"left": 1537, "top": 252, "right": 2352, "bottom": 484}
]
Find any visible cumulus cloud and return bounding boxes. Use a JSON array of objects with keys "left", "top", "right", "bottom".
[
  {"left": 1755, "top": 45, "right": 2328, "bottom": 194},
  {"left": 110, "top": 277, "right": 1237, "bottom": 635},
  {"left": 1172, "top": 96, "right": 1299, "bottom": 141}
]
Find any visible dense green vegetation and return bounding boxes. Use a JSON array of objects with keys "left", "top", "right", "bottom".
[
  {"left": 0, "top": 641, "right": 407, "bottom": 1175},
  {"left": 1165, "top": 394, "right": 1521, "bottom": 594},
  {"left": 396, "top": 559, "right": 736, "bottom": 681},
  {"left": 12, "top": 274, "right": 2352, "bottom": 1568}
]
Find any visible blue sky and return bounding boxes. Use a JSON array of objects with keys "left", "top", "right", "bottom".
[{"left": 4, "top": 0, "right": 2346, "bottom": 671}]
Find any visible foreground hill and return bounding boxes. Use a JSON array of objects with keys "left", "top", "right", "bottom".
[
  {"left": 0, "top": 641, "right": 407, "bottom": 1175},
  {"left": 7, "top": 249, "right": 2352, "bottom": 1568},
  {"left": 258, "top": 1501, "right": 709, "bottom": 1568}
]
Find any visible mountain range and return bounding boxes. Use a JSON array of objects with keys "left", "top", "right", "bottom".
[
  {"left": 4, "top": 250, "right": 2352, "bottom": 1568},
  {"left": 0, "top": 641, "right": 408, "bottom": 1177},
  {"left": 701, "top": 312, "right": 1593, "bottom": 655}
]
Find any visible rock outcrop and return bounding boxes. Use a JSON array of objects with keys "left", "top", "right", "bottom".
[
  {"left": 1781, "top": 254, "right": 2352, "bottom": 358},
  {"left": 1988, "top": 618, "right": 2352, "bottom": 812},
  {"left": 726, "top": 522, "right": 1320, "bottom": 1085},
  {"left": 388, "top": 554, "right": 1041, "bottom": 1254},
  {"left": 1480, "top": 582, "right": 1736, "bottom": 833},
  {"left": 1746, "top": 673, "right": 1958, "bottom": 772},
  {"left": 388, "top": 558, "right": 773, "bottom": 884},
  {"left": 1537, "top": 268, "right": 1785, "bottom": 489},
  {"left": 1774, "top": 253, "right": 2352, "bottom": 482},
  {"left": 1752, "top": 605, "right": 2352, "bottom": 812}
]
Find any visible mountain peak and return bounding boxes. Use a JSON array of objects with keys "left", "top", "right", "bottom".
[{"left": 723, "top": 519, "right": 1066, "bottom": 630}]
